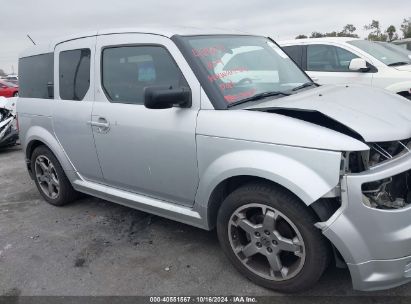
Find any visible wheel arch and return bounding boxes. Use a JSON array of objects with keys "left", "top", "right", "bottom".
[
  {"left": 24, "top": 127, "right": 75, "bottom": 178},
  {"left": 204, "top": 174, "right": 343, "bottom": 230},
  {"left": 194, "top": 149, "right": 341, "bottom": 230}
]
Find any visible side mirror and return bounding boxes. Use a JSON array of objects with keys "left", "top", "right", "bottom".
[
  {"left": 144, "top": 86, "right": 191, "bottom": 109},
  {"left": 349, "top": 58, "right": 369, "bottom": 72}
]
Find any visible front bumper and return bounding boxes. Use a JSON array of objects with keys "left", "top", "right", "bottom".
[
  {"left": 0, "top": 125, "right": 18, "bottom": 148},
  {"left": 318, "top": 151, "right": 411, "bottom": 291},
  {"left": 348, "top": 255, "right": 411, "bottom": 291}
]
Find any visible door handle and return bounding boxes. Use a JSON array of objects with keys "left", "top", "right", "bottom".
[
  {"left": 87, "top": 117, "right": 110, "bottom": 133},
  {"left": 88, "top": 121, "right": 109, "bottom": 128}
]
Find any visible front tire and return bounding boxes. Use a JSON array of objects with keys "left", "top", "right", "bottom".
[
  {"left": 31, "top": 146, "right": 79, "bottom": 206},
  {"left": 217, "top": 182, "right": 330, "bottom": 293}
]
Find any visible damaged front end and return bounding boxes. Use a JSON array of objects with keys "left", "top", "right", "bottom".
[
  {"left": 319, "top": 139, "right": 411, "bottom": 291},
  {"left": 343, "top": 139, "right": 411, "bottom": 210},
  {"left": 0, "top": 98, "right": 18, "bottom": 148}
]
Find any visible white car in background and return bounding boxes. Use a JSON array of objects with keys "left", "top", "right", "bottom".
[
  {"left": 393, "top": 38, "right": 411, "bottom": 51},
  {"left": 280, "top": 38, "right": 411, "bottom": 99}
]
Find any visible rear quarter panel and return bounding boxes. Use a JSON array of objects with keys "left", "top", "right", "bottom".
[{"left": 17, "top": 98, "right": 74, "bottom": 172}]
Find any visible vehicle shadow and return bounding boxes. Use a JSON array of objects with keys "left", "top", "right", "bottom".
[{"left": 66, "top": 196, "right": 411, "bottom": 296}]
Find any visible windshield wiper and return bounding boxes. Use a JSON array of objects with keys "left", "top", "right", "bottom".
[
  {"left": 291, "top": 82, "right": 318, "bottom": 92},
  {"left": 227, "top": 91, "right": 290, "bottom": 108},
  {"left": 388, "top": 61, "right": 410, "bottom": 67}
]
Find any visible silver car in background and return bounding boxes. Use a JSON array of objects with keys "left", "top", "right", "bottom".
[{"left": 17, "top": 28, "right": 411, "bottom": 292}]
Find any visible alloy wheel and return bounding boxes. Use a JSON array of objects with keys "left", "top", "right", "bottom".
[
  {"left": 228, "top": 203, "right": 306, "bottom": 281},
  {"left": 34, "top": 155, "right": 60, "bottom": 199}
]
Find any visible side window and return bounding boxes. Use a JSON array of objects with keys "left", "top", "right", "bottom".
[
  {"left": 335, "top": 47, "right": 359, "bottom": 71},
  {"left": 102, "top": 46, "right": 188, "bottom": 104},
  {"left": 59, "top": 49, "right": 91, "bottom": 101},
  {"left": 18, "top": 53, "right": 54, "bottom": 99},
  {"left": 307, "top": 44, "right": 359, "bottom": 72},
  {"left": 283, "top": 45, "right": 303, "bottom": 68},
  {"left": 307, "top": 45, "right": 337, "bottom": 72}
]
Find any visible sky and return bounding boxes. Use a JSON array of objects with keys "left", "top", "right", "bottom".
[{"left": 0, "top": 0, "right": 409, "bottom": 74}]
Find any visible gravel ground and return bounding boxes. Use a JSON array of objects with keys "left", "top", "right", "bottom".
[{"left": 0, "top": 146, "right": 410, "bottom": 298}]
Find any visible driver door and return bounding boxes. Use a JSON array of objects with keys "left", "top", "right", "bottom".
[{"left": 92, "top": 33, "right": 201, "bottom": 207}]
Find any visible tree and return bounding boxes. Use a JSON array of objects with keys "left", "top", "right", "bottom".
[
  {"left": 340, "top": 24, "right": 359, "bottom": 38},
  {"left": 342, "top": 24, "right": 356, "bottom": 34},
  {"left": 364, "top": 20, "right": 387, "bottom": 41},
  {"left": 386, "top": 25, "right": 398, "bottom": 41},
  {"left": 310, "top": 32, "right": 324, "bottom": 38},
  {"left": 303, "top": 24, "right": 359, "bottom": 39},
  {"left": 324, "top": 31, "right": 338, "bottom": 37},
  {"left": 401, "top": 17, "right": 411, "bottom": 38},
  {"left": 0, "top": 69, "right": 6, "bottom": 77}
]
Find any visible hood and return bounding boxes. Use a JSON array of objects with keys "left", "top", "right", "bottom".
[
  {"left": 394, "top": 64, "right": 411, "bottom": 72},
  {"left": 0, "top": 97, "right": 17, "bottom": 114},
  {"left": 245, "top": 84, "right": 411, "bottom": 142}
]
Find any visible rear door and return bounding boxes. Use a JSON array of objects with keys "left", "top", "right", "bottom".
[
  {"left": 53, "top": 37, "right": 104, "bottom": 182},
  {"left": 91, "top": 33, "right": 200, "bottom": 207},
  {"left": 306, "top": 44, "right": 373, "bottom": 86}
]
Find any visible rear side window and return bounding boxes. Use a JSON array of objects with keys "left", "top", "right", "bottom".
[
  {"left": 19, "top": 53, "right": 54, "bottom": 99},
  {"left": 59, "top": 49, "right": 91, "bottom": 101},
  {"left": 102, "top": 46, "right": 187, "bottom": 104},
  {"left": 283, "top": 45, "right": 304, "bottom": 68}
]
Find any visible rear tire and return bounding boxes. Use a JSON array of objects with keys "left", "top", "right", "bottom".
[
  {"left": 217, "top": 182, "right": 330, "bottom": 293},
  {"left": 31, "top": 145, "right": 79, "bottom": 206},
  {"left": 13, "top": 92, "right": 18, "bottom": 97}
]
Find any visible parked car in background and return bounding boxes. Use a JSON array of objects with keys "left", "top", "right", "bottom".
[
  {"left": 280, "top": 38, "right": 411, "bottom": 99},
  {"left": 5, "top": 75, "right": 19, "bottom": 85},
  {"left": 0, "top": 97, "right": 18, "bottom": 148},
  {"left": 393, "top": 38, "right": 411, "bottom": 51},
  {"left": 18, "top": 28, "right": 411, "bottom": 293},
  {"left": 0, "top": 80, "right": 19, "bottom": 97},
  {"left": 6, "top": 74, "right": 18, "bottom": 81}
]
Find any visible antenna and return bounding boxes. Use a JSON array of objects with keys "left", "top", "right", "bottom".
[{"left": 27, "top": 34, "right": 36, "bottom": 45}]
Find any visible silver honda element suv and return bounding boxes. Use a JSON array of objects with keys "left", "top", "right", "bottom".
[{"left": 17, "top": 27, "right": 411, "bottom": 292}]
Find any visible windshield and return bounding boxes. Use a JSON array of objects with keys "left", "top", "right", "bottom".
[
  {"left": 175, "top": 35, "right": 311, "bottom": 109},
  {"left": 348, "top": 40, "right": 411, "bottom": 66}
]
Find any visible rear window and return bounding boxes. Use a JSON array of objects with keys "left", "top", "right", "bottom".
[
  {"left": 59, "top": 49, "right": 91, "bottom": 101},
  {"left": 18, "top": 53, "right": 54, "bottom": 99}
]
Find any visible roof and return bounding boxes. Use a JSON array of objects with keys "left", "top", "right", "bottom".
[
  {"left": 19, "top": 26, "right": 249, "bottom": 58},
  {"left": 393, "top": 38, "right": 411, "bottom": 44},
  {"left": 279, "top": 37, "right": 360, "bottom": 46}
]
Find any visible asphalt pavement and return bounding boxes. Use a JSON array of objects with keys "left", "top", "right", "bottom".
[{"left": 0, "top": 146, "right": 410, "bottom": 297}]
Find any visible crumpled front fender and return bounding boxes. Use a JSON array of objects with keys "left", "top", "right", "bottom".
[{"left": 194, "top": 135, "right": 342, "bottom": 227}]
